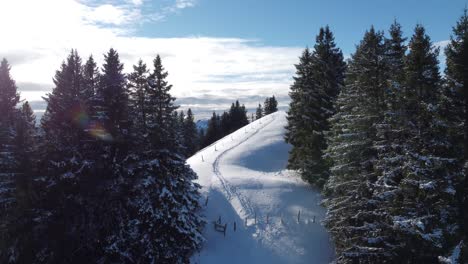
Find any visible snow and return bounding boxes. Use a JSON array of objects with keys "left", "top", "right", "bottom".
[
  {"left": 439, "top": 241, "right": 463, "bottom": 264},
  {"left": 188, "top": 111, "right": 334, "bottom": 264}
]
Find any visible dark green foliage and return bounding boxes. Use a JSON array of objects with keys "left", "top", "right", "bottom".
[
  {"left": 263, "top": 95, "right": 278, "bottom": 115},
  {"left": 444, "top": 9, "right": 468, "bottom": 261},
  {"left": 201, "top": 100, "right": 250, "bottom": 148},
  {"left": 286, "top": 27, "right": 346, "bottom": 187},
  {"left": 203, "top": 112, "right": 221, "bottom": 147},
  {"left": 256, "top": 104, "right": 263, "bottom": 120},
  {"left": 322, "top": 22, "right": 465, "bottom": 263},
  {"left": 183, "top": 109, "right": 200, "bottom": 157},
  {"left": 323, "top": 27, "right": 389, "bottom": 262}
]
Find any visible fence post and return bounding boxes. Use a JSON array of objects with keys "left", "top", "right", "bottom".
[
  {"left": 266, "top": 213, "right": 269, "bottom": 224},
  {"left": 201, "top": 155, "right": 204, "bottom": 162},
  {"left": 215, "top": 145, "right": 217, "bottom": 151},
  {"left": 297, "top": 210, "right": 301, "bottom": 223},
  {"left": 313, "top": 215, "right": 316, "bottom": 223},
  {"left": 234, "top": 221, "right": 236, "bottom": 232},
  {"left": 205, "top": 196, "right": 209, "bottom": 206},
  {"left": 218, "top": 215, "right": 221, "bottom": 224},
  {"left": 224, "top": 224, "right": 227, "bottom": 237}
]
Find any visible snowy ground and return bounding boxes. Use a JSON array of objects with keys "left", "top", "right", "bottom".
[{"left": 188, "top": 111, "right": 334, "bottom": 264}]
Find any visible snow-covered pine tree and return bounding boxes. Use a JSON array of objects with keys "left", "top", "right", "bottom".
[
  {"left": 323, "top": 27, "right": 388, "bottom": 262},
  {"left": 2, "top": 101, "right": 40, "bottom": 264},
  {"left": 390, "top": 25, "right": 461, "bottom": 262},
  {"left": 0, "top": 58, "right": 20, "bottom": 215},
  {"left": 444, "top": 9, "right": 468, "bottom": 261},
  {"left": 183, "top": 108, "right": 199, "bottom": 157},
  {"left": 286, "top": 27, "right": 346, "bottom": 187},
  {"left": 113, "top": 55, "right": 204, "bottom": 263},
  {"left": 370, "top": 21, "right": 409, "bottom": 261},
  {"left": 0, "top": 58, "right": 25, "bottom": 263},
  {"left": 256, "top": 104, "right": 263, "bottom": 120},
  {"left": 39, "top": 50, "right": 102, "bottom": 262}
]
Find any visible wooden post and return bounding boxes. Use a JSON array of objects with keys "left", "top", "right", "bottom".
[
  {"left": 297, "top": 210, "right": 301, "bottom": 223},
  {"left": 218, "top": 215, "right": 221, "bottom": 224},
  {"left": 313, "top": 215, "right": 316, "bottom": 223},
  {"left": 266, "top": 213, "right": 269, "bottom": 224},
  {"left": 201, "top": 155, "right": 204, "bottom": 162},
  {"left": 224, "top": 224, "right": 227, "bottom": 237},
  {"left": 234, "top": 221, "right": 236, "bottom": 232},
  {"left": 205, "top": 196, "right": 209, "bottom": 206}
]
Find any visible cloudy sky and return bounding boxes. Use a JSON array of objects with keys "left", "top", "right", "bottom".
[{"left": 1, "top": 0, "right": 466, "bottom": 119}]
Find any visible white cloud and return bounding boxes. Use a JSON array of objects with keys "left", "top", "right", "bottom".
[{"left": 0, "top": 0, "right": 300, "bottom": 119}]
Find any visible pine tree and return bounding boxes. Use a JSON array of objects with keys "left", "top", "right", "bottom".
[
  {"left": 285, "top": 27, "right": 346, "bottom": 187},
  {"left": 183, "top": 108, "right": 199, "bottom": 157},
  {"left": 370, "top": 21, "right": 409, "bottom": 261},
  {"left": 3, "top": 101, "right": 39, "bottom": 263},
  {"left": 146, "top": 55, "right": 178, "bottom": 151},
  {"left": 127, "top": 59, "right": 149, "bottom": 139},
  {"left": 39, "top": 50, "right": 99, "bottom": 262},
  {"left": 388, "top": 24, "right": 460, "bottom": 262},
  {"left": 82, "top": 55, "right": 98, "bottom": 105},
  {"left": 256, "top": 104, "right": 263, "bottom": 120},
  {"left": 114, "top": 56, "right": 204, "bottom": 263},
  {"left": 285, "top": 48, "right": 313, "bottom": 173},
  {"left": 0, "top": 58, "right": 20, "bottom": 211},
  {"left": 203, "top": 112, "right": 221, "bottom": 147},
  {"left": 264, "top": 95, "right": 278, "bottom": 115},
  {"left": 444, "top": 9, "right": 468, "bottom": 260},
  {"left": 0, "top": 58, "right": 22, "bottom": 262},
  {"left": 323, "top": 27, "right": 387, "bottom": 262}
]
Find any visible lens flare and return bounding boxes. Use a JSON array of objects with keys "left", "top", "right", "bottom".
[{"left": 71, "top": 104, "right": 113, "bottom": 142}]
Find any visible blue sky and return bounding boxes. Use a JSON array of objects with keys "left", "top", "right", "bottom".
[
  {"left": 137, "top": 0, "right": 467, "bottom": 53},
  {"left": 0, "top": 0, "right": 466, "bottom": 119}
]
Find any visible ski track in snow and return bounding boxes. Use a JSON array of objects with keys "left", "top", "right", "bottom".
[{"left": 211, "top": 114, "right": 276, "bottom": 218}]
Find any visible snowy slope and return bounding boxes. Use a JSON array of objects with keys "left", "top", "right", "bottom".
[{"left": 188, "top": 111, "right": 334, "bottom": 264}]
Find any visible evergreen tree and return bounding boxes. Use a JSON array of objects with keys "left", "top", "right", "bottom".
[
  {"left": 285, "top": 27, "right": 346, "bottom": 187},
  {"left": 445, "top": 9, "right": 468, "bottom": 260},
  {"left": 146, "top": 55, "right": 178, "bottom": 151},
  {"left": 323, "top": 27, "right": 387, "bottom": 262},
  {"left": 0, "top": 58, "right": 23, "bottom": 262},
  {"left": 183, "top": 108, "right": 199, "bottom": 157},
  {"left": 82, "top": 55, "right": 98, "bottom": 105},
  {"left": 388, "top": 24, "right": 460, "bottom": 262},
  {"left": 115, "top": 56, "right": 204, "bottom": 263},
  {"left": 203, "top": 112, "right": 221, "bottom": 147},
  {"left": 370, "top": 21, "right": 409, "bottom": 261},
  {"left": 127, "top": 59, "right": 149, "bottom": 139},
  {"left": 264, "top": 95, "right": 278, "bottom": 115},
  {"left": 256, "top": 103, "right": 263, "bottom": 120},
  {"left": 39, "top": 50, "right": 99, "bottom": 262}
]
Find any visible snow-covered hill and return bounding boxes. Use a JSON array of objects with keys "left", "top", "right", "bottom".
[{"left": 188, "top": 111, "right": 334, "bottom": 264}]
